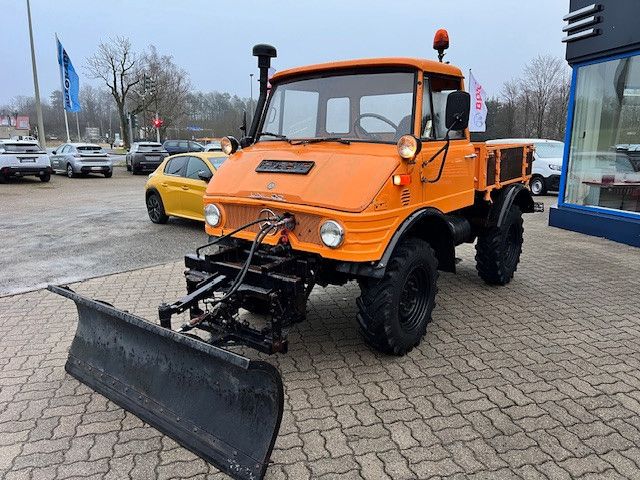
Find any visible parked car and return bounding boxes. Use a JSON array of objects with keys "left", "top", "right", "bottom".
[
  {"left": 50, "top": 143, "right": 113, "bottom": 178},
  {"left": 126, "top": 142, "right": 169, "bottom": 174},
  {"left": 204, "top": 141, "right": 222, "bottom": 152},
  {"left": 487, "top": 138, "right": 564, "bottom": 195},
  {"left": 112, "top": 138, "right": 125, "bottom": 148},
  {"left": 144, "top": 152, "right": 227, "bottom": 223},
  {"left": 0, "top": 139, "right": 52, "bottom": 182},
  {"left": 162, "top": 140, "right": 204, "bottom": 155}
]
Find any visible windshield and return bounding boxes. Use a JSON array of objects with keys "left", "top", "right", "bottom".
[
  {"left": 535, "top": 142, "right": 564, "bottom": 158},
  {"left": 259, "top": 71, "right": 415, "bottom": 143},
  {"left": 0, "top": 142, "right": 43, "bottom": 153}
]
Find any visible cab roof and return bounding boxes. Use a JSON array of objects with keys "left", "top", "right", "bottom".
[{"left": 271, "top": 57, "right": 464, "bottom": 83}]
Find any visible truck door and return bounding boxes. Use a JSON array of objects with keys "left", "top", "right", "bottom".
[{"left": 418, "top": 74, "right": 476, "bottom": 212}]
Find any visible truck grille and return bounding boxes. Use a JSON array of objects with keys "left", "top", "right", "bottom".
[
  {"left": 222, "top": 204, "right": 322, "bottom": 245},
  {"left": 401, "top": 188, "right": 411, "bottom": 206}
]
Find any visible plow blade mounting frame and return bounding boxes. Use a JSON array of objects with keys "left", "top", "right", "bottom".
[{"left": 49, "top": 285, "right": 284, "bottom": 480}]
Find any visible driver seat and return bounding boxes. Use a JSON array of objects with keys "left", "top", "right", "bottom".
[{"left": 394, "top": 115, "right": 412, "bottom": 141}]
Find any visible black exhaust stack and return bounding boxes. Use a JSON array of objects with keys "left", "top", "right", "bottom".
[{"left": 247, "top": 44, "right": 277, "bottom": 142}]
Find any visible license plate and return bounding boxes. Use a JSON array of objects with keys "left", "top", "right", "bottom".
[
  {"left": 91, "top": 167, "right": 102, "bottom": 171},
  {"left": 20, "top": 158, "right": 36, "bottom": 163}
]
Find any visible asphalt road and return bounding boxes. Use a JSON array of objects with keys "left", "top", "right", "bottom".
[{"left": 0, "top": 167, "right": 208, "bottom": 296}]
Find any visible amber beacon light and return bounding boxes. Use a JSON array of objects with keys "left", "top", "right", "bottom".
[{"left": 433, "top": 29, "right": 450, "bottom": 62}]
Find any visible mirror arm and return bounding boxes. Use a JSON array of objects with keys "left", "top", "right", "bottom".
[{"left": 422, "top": 129, "right": 451, "bottom": 184}]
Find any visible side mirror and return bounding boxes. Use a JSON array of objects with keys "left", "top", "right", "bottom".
[
  {"left": 445, "top": 91, "right": 470, "bottom": 131},
  {"left": 197, "top": 170, "right": 212, "bottom": 182},
  {"left": 52, "top": 150, "right": 57, "bottom": 154}
]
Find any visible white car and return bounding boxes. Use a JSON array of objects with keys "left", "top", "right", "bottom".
[
  {"left": 0, "top": 139, "right": 52, "bottom": 182},
  {"left": 49, "top": 143, "right": 113, "bottom": 178},
  {"left": 487, "top": 138, "right": 564, "bottom": 195}
]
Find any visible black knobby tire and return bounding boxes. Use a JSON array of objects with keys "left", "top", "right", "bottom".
[
  {"left": 39, "top": 172, "right": 51, "bottom": 182},
  {"left": 357, "top": 237, "right": 438, "bottom": 356},
  {"left": 529, "top": 176, "right": 546, "bottom": 196},
  {"left": 475, "top": 204, "right": 524, "bottom": 286},
  {"left": 146, "top": 192, "right": 169, "bottom": 224}
]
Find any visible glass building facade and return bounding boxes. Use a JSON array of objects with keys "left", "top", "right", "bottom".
[{"left": 550, "top": 0, "right": 640, "bottom": 246}]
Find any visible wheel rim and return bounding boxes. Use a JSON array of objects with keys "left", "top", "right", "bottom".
[
  {"left": 505, "top": 224, "right": 520, "bottom": 268},
  {"left": 398, "top": 266, "right": 430, "bottom": 332},
  {"left": 67, "top": 165, "right": 73, "bottom": 177},
  {"left": 147, "top": 195, "right": 161, "bottom": 221},
  {"left": 531, "top": 178, "right": 543, "bottom": 194}
]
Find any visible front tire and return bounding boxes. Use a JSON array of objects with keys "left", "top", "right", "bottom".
[
  {"left": 475, "top": 204, "right": 524, "bottom": 285},
  {"left": 146, "top": 192, "right": 169, "bottom": 224},
  {"left": 357, "top": 238, "right": 438, "bottom": 356},
  {"left": 529, "top": 176, "right": 547, "bottom": 196}
]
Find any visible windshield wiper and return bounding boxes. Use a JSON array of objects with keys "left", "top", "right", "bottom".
[
  {"left": 290, "top": 137, "right": 351, "bottom": 145},
  {"left": 258, "top": 132, "right": 290, "bottom": 141}
]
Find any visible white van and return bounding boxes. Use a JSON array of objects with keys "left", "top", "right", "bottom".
[{"left": 486, "top": 138, "right": 564, "bottom": 195}]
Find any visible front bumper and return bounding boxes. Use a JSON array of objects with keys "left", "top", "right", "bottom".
[{"left": 1, "top": 165, "right": 52, "bottom": 177}]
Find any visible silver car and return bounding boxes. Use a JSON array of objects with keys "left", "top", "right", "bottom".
[{"left": 50, "top": 143, "right": 113, "bottom": 178}]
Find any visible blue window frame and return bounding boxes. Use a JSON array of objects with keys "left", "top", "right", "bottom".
[{"left": 559, "top": 49, "right": 640, "bottom": 220}]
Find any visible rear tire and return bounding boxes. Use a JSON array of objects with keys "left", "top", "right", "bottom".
[
  {"left": 126, "top": 158, "right": 131, "bottom": 172},
  {"left": 39, "top": 172, "right": 51, "bottom": 182},
  {"left": 146, "top": 192, "right": 169, "bottom": 224},
  {"left": 529, "top": 176, "right": 547, "bottom": 196},
  {"left": 131, "top": 163, "right": 139, "bottom": 175},
  {"left": 475, "top": 204, "right": 524, "bottom": 286},
  {"left": 357, "top": 237, "right": 438, "bottom": 356},
  {"left": 66, "top": 164, "right": 75, "bottom": 178},
  {"left": 104, "top": 171, "right": 112, "bottom": 178}
]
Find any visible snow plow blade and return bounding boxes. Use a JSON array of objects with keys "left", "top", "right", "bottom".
[{"left": 49, "top": 285, "right": 283, "bottom": 480}]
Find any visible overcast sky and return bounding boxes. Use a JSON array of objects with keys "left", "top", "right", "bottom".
[{"left": 2, "top": 0, "right": 568, "bottom": 106}]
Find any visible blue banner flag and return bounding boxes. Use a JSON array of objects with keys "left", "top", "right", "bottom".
[{"left": 56, "top": 37, "right": 81, "bottom": 112}]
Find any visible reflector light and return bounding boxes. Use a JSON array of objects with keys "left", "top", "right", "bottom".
[{"left": 393, "top": 174, "right": 411, "bottom": 186}]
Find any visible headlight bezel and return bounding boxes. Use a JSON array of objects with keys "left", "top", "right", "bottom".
[
  {"left": 397, "top": 134, "right": 422, "bottom": 160},
  {"left": 204, "top": 203, "right": 221, "bottom": 227},
  {"left": 220, "top": 136, "right": 239, "bottom": 155},
  {"left": 319, "top": 220, "right": 345, "bottom": 248}
]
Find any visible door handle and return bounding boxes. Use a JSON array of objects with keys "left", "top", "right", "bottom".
[
  {"left": 464, "top": 153, "right": 478, "bottom": 159},
  {"left": 181, "top": 186, "right": 189, "bottom": 191},
  {"left": 161, "top": 183, "right": 168, "bottom": 187}
]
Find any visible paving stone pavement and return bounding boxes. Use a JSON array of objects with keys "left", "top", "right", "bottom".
[{"left": 1, "top": 198, "right": 640, "bottom": 479}]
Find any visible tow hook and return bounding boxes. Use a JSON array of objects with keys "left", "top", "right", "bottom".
[{"left": 533, "top": 202, "right": 545, "bottom": 212}]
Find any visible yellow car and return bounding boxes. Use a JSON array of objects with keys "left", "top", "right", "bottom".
[{"left": 144, "top": 152, "right": 227, "bottom": 223}]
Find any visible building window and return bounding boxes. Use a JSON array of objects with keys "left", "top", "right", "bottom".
[{"left": 565, "top": 54, "right": 640, "bottom": 213}]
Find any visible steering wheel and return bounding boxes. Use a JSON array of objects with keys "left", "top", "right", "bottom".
[{"left": 353, "top": 113, "right": 398, "bottom": 139}]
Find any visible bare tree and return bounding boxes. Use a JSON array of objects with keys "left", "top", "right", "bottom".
[
  {"left": 520, "top": 55, "right": 568, "bottom": 138},
  {"left": 85, "top": 36, "right": 141, "bottom": 147},
  {"left": 130, "top": 46, "right": 191, "bottom": 140}
]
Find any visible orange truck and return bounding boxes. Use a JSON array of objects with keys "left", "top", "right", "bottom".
[{"left": 50, "top": 33, "right": 541, "bottom": 480}]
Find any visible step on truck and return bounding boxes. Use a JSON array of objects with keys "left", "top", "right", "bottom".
[{"left": 50, "top": 32, "right": 542, "bottom": 480}]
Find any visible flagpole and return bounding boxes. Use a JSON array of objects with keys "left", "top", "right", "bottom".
[
  {"left": 26, "top": 0, "right": 46, "bottom": 148},
  {"left": 56, "top": 33, "right": 71, "bottom": 142},
  {"left": 75, "top": 112, "right": 81, "bottom": 141}
]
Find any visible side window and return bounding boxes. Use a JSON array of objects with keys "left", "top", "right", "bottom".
[
  {"left": 164, "top": 156, "right": 188, "bottom": 176},
  {"left": 60, "top": 145, "right": 70, "bottom": 154},
  {"left": 421, "top": 77, "right": 434, "bottom": 139},
  {"left": 185, "top": 157, "right": 210, "bottom": 179},
  {"left": 179, "top": 141, "right": 189, "bottom": 149},
  {"left": 326, "top": 97, "right": 350, "bottom": 134},
  {"left": 429, "top": 75, "right": 465, "bottom": 140}
]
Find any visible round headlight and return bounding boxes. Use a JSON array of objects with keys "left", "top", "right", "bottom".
[
  {"left": 320, "top": 220, "right": 344, "bottom": 248},
  {"left": 220, "top": 136, "right": 239, "bottom": 155},
  {"left": 397, "top": 135, "right": 422, "bottom": 159},
  {"left": 204, "top": 204, "right": 221, "bottom": 227}
]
